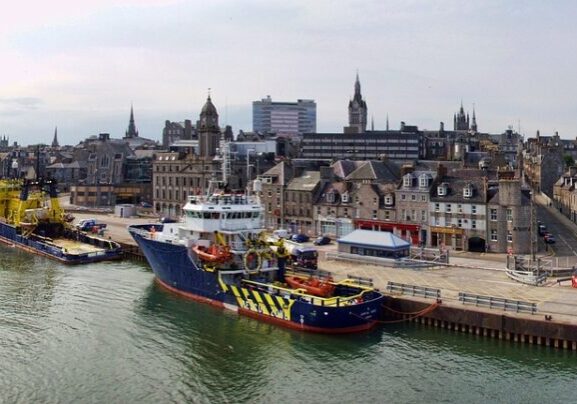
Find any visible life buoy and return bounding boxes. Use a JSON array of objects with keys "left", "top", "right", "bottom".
[{"left": 243, "top": 249, "right": 262, "bottom": 272}]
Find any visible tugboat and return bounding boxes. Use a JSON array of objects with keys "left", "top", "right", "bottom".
[
  {"left": 128, "top": 178, "right": 384, "bottom": 333},
  {"left": 0, "top": 178, "right": 122, "bottom": 264}
]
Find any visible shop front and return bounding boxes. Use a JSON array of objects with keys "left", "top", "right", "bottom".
[
  {"left": 354, "top": 219, "right": 421, "bottom": 245},
  {"left": 430, "top": 226, "right": 465, "bottom": 251}
]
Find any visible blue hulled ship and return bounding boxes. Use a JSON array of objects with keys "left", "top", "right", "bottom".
[{"left": 128, "top": 184, "right": 384, "bottom": 333}]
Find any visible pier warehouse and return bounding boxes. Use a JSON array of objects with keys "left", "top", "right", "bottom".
[{"left": 337, "top": 229, "right": 410, "bottom": 259}]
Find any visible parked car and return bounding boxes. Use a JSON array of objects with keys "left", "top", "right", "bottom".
[
  {"left": 76, "top": 218, "right": 107, "bottom": 232},
  {"left": 538, "top": 224, "right": 547, "bottom": 236},
  {"left": 290, "top": 233, "right": 310, "bottom": 243},
  {"left": 313, "top": 236, "right": 331, "bottom": 246},
  {"left": 544, "top": 234, "right": 556, "bottom": 244}
]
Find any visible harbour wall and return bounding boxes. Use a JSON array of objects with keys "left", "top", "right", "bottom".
[{"left": 385, "top": 296, "right": 577, "bottom": 351}]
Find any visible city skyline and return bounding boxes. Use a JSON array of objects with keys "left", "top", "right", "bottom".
[{"left": 1, "top": 1, "right": 577, "bottom": 145}]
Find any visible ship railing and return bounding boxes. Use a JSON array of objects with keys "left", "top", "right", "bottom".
[
  {"left": 241, "top": 279, "right": 370, "bottom": 307},
  {"left": 188, "top": 194, "right": 260, "bottom": 206},
  {"left": 220, "top": 220, "right": 266, "bottom": 231},
  {"left": 129, "top": 227, "right": 155, "bottom": 239}
]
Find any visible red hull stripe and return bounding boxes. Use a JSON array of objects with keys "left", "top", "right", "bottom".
[
  {"left": 155, "top": 278, "right": 377, "bottom": 334},
  {"left": 156, "top": 278, "right": 225, "bottom": 309}
]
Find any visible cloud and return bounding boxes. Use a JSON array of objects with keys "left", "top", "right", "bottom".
[
  {"left": 1, "top": 1, "right": 577, "bottom": 143},
  {"left": 0, "top": 97, "right": 44, "bottom": 115}
]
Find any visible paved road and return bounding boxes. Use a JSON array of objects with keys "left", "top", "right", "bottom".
[{"left": 536, "top": 204, "right": 577, "bottom": 257}]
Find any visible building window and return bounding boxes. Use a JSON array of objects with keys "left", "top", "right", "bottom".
[
  {"left": 401, "top": 209, "right": 406, "bottom": 220},
  {"left": 463, "top": 185, "right": 473, "bottom": 198},
  {"left": 421, "top": 210, "right": 426, "bottom": 221},
  {"left": 457, "top": 219, "right": 463, "bottom": 228},
  {"left": 421, "top": 195, "right": 427, "bottom": 202},
  {"left": 372, "top": 210, "right": 377, "bottom": 219},
  {"left": 411, "top": 194, "right": 416, "bottom": 201},
  {"left": 458, "top": 204, "right": 462, "bottom": 213},
  {"left": 472, "top": 205, "right": 477, "bottom": 214},
  {"left": 403, "top": 174, "right": 412, "bottom": 187},
  {"left": 384, "top": 195, "right": 393, "bottom": 206},
  {"left": 437, "top": 184, "right": 447, "bottom": 196},
  {"left": 419, "top": 175, "right": 429, "bottom": 188},
  {"left": 446, "top": 204, "right": 452, "bottom": 213},
  {"left": 401, "top": 194, "right": 406, "bottom": 200},
  {"left": 385, "top": 210, "right": 390, "bottom": 220},
  {"left": 507, "top": 231, "right": 513, "bottom": 242},
  {"left": 435, "top": 203, "right": 440, "bottom": 212},
  {"left": 472, "top": 220, "right": 477, "bottom": 229},
  {"left": 491, "top": 229, "right": 497, "bottom": 241},
  {"left": 506, "top": 208, "right": 513, "bottom": 222},
  {"left": 490, "top": 209, "right": 497, "bottom": 221}
]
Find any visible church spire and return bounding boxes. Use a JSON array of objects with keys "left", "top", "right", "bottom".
[
  {"left": 345, "top": 72, "right": 367, "bottom": 134},
  {"left": 51, "top": 126, "right": 59, "bottom": 148},
  {"left": 471, "top": 105, "right": 478, "bottom": 132},
  {"left": 354, "top": 71, "right": 361, "bottom": 100},
  {"left": 125, "top": 104, "right": 139, "bottom": 138}
]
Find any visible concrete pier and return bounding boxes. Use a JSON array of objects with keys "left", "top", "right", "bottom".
[{"left": 69, "top": 209, "right": 577, "bottom": 350}]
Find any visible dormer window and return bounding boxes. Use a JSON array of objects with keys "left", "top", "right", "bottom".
[
  {"left": 419, "top": 174, "right": 429, "bottom": 188},
  {"left": 463, "top": 184, "right": 473, "bottom": 198},
  {"left": 326, "top": 192, "right": 335, "bottom": 203},
  {"left": 437, "top": 183, "right": 448, "bottom": 196},
  {"left": 384, "top": 194, "right": 394, "bottom": 206},
  {"left": 341, "top": 192, "right": 349, "bottom": 203},
  {"left": 403, "top": 173, "right": 413, "bottom": 188}
]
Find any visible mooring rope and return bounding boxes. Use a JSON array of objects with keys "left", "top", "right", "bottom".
[{"left": 352, "top": 301, "right": 440, "bottom": 324}]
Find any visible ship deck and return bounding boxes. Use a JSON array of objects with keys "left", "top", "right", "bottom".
[{"left": 51, "top": 238, "right": 107, "bottom": 255}]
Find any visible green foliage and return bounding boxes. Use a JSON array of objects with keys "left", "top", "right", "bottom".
[{"left": 564, "top": 154, "right": 575, "bottom": 168}]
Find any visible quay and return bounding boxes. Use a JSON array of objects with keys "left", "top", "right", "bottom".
[{"left": 68, "top": 209, "right": 577, "bottom": 350}]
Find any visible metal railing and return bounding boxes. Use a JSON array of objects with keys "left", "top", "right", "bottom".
[
  {"left": 326, "top": 251, "right": 437, "bottom": 270},
  {"left": 347, "top": 274, "right": 374, "bottom": 287},
  {"left": 458, "top": 292, "right": 538, "bottom": 314},
  {"left": 386, "top": 281, "right": 441, "bottom": 299},
  {"left": 505, "top": 269, "right": 548, "bottom": 286}
]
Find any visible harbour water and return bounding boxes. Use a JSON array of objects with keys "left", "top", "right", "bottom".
[{"left": 1, "top": 244, "right": 576, "bottom": 404}]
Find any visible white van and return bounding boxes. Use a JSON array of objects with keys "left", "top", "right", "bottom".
[{"left": 273, "top": 229, "right": 289, "bottom": 239}]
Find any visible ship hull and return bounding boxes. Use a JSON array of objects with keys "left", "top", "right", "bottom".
[
  {"left": 130, "top": 226, "right": 384, "bottom": 333},
  {"left": 0, "top": 222, "right": 122, "bottom": 264}
]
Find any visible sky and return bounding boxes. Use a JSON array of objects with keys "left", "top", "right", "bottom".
[{"left": 1, "top": 0, "right": 577, "bottom": 146}]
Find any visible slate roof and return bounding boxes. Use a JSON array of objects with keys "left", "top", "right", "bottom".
[
  {"left": 431, "top": 173, "right": 488, "bottom": 204},
  {"left": 332, "top": 160, "right": 361, "bottom": 179},
  {"left": 286, "top": 171, "right": 320, "bottom": 191},
  {"left": 345, "top": 160, "right": 400, "bottom": 182},
  {"left": 262, "top": 161, "right": 293, "bottom": 185},
  {"left": 338, "top": 229, "right": 410, "bottom": 249}
]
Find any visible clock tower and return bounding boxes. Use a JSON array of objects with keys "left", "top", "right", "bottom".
[{"left": 198, "top": 94, "right": 220, "bottom": 157}]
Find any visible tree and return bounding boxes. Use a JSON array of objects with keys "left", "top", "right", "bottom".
[{"left": 564, "top": 154, "right": 575, "bottom": 168}]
